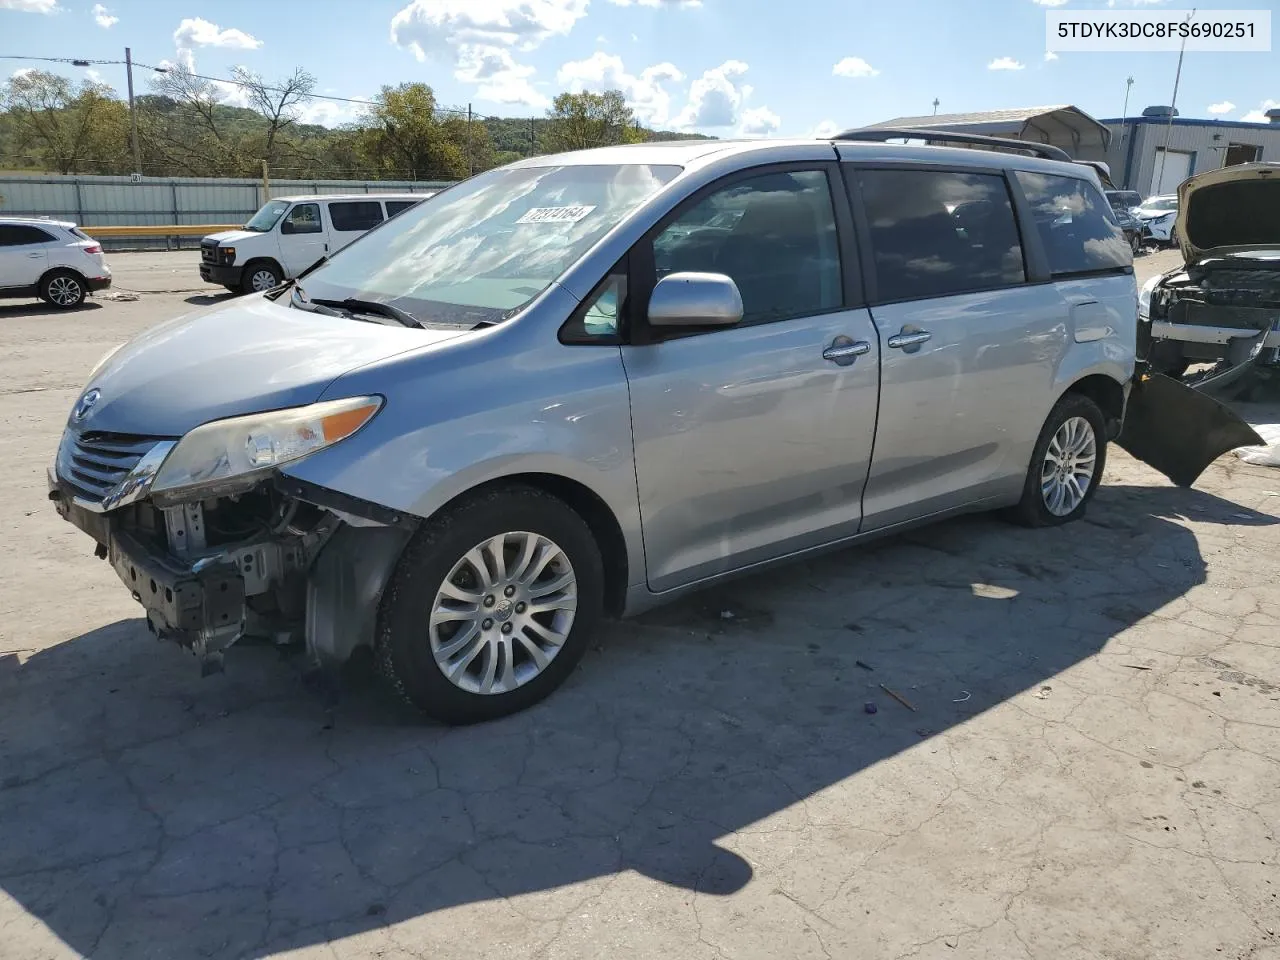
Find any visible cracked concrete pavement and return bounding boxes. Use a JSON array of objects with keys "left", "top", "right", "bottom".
[{"left": 1, "top": 250, "right": 1278, "bottom": 959}]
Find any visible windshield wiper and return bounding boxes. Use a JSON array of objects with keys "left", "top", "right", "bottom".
[{"left": 312, "top": 297, "right": 423, "bottom": 329}]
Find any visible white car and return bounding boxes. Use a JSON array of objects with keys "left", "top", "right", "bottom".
[
  {"left": 1133, "top": 194, "right": 1179, "bottom": 244},
  {"left": 0, "top": 217, "right": 112, "bottom": 309},
  {"left": 199, "top": 194, "right": 429, "bottom": 294}
]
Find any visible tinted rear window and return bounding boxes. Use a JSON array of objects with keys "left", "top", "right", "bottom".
[
  {"left": 329, "top": 201, "right": 384, "bottom": 232},
  {"left": 385, "top": 200, "right": 420, "bottom": 217},
  {"left": 856, "top": 168, "right": 1026, "bottom": 302},
  {"left": 1015, "top": 172, "right": 1130, "bottom": 276}
]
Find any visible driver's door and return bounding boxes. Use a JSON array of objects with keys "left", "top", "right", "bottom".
[
  {"left": 277, "top": 202, "right": 328, "bottom": 277},
  {"left": 621, "top": 165, "right": 882, "bottom": 592}
]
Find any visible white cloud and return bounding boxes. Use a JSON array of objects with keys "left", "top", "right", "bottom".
[
  {"left": 1044, "top": 50, "right": 1059, "bottom": 61},
  {"left": 813, "top": 119, "right": 840, "bottom": 139},
  {"left": 84, "top": 68, "right": 103, "bottom": 83},
  {"left": 1207, "top": 100, "right": 1235, "bottom": 115},
  {"left": 299, "top": 99, "right": 365, "bottom": 128},
  {"left": 673, "top": 59, "right": 750, "bottom": 129},
  {"left": 558, "top": 52, "right": 683, "bottom": 125},
  {"left": 91, "top": 2, "right": 116, "bottom": 27},
  {"left": 211, "top": 78, "right": 251, "bottom": 109},
  {"left": 1107, "top": 0, "right": 1170, "bottom": 6},
  {"left": 173, "top": 17, "right": 262, "bottom": 70},
  {"left": 608, "top": 0, "right": 701, "bottom": 6},
  {"left": 390, "top": 0, "right": 588, "bottom": 60},
  {"left": 456, "top": 44, "right": 549, "bottom": 108},
  {"left": 1030, "top": 0, "right": 1069, "bottom": 6},
  {"left": 0, "top": 0, "right": 58, "bottom": 11},
  {"left": 1241, "top": 99, "right": 1279, "bottom": 123},
  {"left": 988, "top": 57, "right": 1025, "bottom": 71},
  {"left": 832, "top": 56, "right": 879, "bottom": 79},
  {"left": 739, "top": 106, "right": 780, "bottom": 136}
]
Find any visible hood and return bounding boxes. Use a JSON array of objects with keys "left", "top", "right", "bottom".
[
  {"left": 1177, "top": 162, "right": 1280, "bottom": 263},
  {"left": 75, "top": 296, "right": 469, "bottom": 436},
  {"left": 203, "top": 229, "right": 259, "bottom": 244}
]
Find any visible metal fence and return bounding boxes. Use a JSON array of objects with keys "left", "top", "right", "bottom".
[{"left": 0, "top": 173, "right": 458, "bottom": 249}]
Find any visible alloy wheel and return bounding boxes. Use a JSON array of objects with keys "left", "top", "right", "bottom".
[
  {"left": 48, "top": 276, "right": 82, "bottom": 306},
  {"left": 1041, "top": 416, "right": 1097, "bottom": 517}
]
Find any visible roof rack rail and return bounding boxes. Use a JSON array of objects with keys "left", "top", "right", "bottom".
[{"left": 833, "top": 127, "right": 1073, "bottom": 164}]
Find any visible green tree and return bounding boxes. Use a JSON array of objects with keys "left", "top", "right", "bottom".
[
  {"left": 353, "top": 83, "right": 468, "bottom": 180},
  {"left": 542, "top": 90, "right": 644, "bottom": 153},
  {"left": 1, "top": 70, "right": 129, "bottom": 174}
]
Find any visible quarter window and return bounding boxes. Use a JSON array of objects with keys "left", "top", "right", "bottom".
[
  {"left": 857, "top": 169, "right": 1025, "bottom": 302},
  {"left": 384, "top": 200, "right": 420, "bottom": 217},
  {"left": 1015, "top": 172, "right": 1130, "bottom": 276},
  {"left": 651, "top": 169, "right": 842, "bottom": 326},
  {"left": 329, "top": 201, "right": 384, "bottom": 232}
]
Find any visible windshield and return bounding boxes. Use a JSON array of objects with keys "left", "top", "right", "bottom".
[
  {"left": 245, "top": 200, "right": 289, "bottom": 232},
  {"left": 298, "top": 163, "right": 680, "bottom": 327},
  {"left": 1141, "top": 196, "right": 1177, "bottom": 212}
]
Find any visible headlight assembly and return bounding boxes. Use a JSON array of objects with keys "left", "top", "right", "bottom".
[{"left": 150, "top": 395, "right": 382, "bottom": 500}]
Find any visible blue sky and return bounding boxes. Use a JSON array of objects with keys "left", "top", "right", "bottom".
[{"left": 3, "top": 0, "right": 1277, "bottom": 136}]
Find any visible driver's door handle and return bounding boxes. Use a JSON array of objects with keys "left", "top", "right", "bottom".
[
  {"left": 822, "top": 337, "right": 871, "bottom": 366},
  {"left": 887, "top": 330, "right": 932, "bottom": 350}
]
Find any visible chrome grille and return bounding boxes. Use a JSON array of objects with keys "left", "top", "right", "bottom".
[
  {"left": 200, "top": 240, "right": 218, "bottom": 264},
  {"left": 58, "top": 431, "right": 165, "bottom": 502}
]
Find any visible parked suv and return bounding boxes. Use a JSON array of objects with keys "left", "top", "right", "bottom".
[
  {"left": 53, "top": 136, "right": 1149, "bottom": 724},
  {"left": 0, "top": 217, "right": 112, "bottom": 308},
  {"left": 199, "top": 193, "right": 429, "bottom": 294}
]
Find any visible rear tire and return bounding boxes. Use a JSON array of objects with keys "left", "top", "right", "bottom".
[
  {"left": 240, "top": 261, "right": 282, "bottom": 295},
  {"left": 39, "top": 269, "right": 87, "bottom": 309},
  {"left": 1007, "top": 393, "right": 1108, "bottom": 528},
  {"left": 376, "top": 485, "right": 604, "bottom": 725}
]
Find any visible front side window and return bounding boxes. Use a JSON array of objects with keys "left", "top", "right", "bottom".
[
  {"left": 283, "top": 203, "right": 322, "bottom": 235},
  {"left": 330, "top": 201, "right": 384, "bottom": 232},
  {"left": 651, "top": 169, "right": 842, "bottom": 326},
  {"left": 1015, "top": 171, "right": 1130, "bottom": 276},
  {"left": 246, "top": 200, "right": 289, "bottom": 232},
  {"left": 858, "top": 169, "right": 1025, "bottom": 302},
  {"left": 0, "top": 225, "right": 55, "bottom": 246},
  {"left": 299, "top": 163, "right": 680, "bottom": 328}
]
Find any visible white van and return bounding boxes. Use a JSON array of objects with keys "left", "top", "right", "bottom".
[{"left": 199, "top": 193, "right": 430, "bottom": 294}]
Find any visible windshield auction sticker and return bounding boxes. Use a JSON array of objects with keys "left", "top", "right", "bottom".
[
  {"left": 517, "top": 205, "right": 598, "bottom": 224},
  {"left": 1048, "top": 9, "right": 1270, "bottom": 52}
]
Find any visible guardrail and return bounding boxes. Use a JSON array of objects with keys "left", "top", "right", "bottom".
[{"left": 80, "top": 224, "right": 240, "bottom": 238}]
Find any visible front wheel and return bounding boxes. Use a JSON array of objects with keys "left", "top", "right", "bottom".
[
  {"left": 377, "top": 485, "right": 604, "bottom": 724},
  {"left": 240, "top": 261, "right": 282, "bottom": 294},
  {"left": 1007, "top": 394, "right": 1108, "bottom": 528},
  {"left": 1130, "top": 233, "right": 1142, "bottom": 255}
]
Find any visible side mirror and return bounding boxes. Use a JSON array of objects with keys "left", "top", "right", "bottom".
[
  {"left": 647, "top": 272, "right": 744, "bottom": 328},
  {"left": 280, "top": 219, "right": 296, "bottom": 235}
]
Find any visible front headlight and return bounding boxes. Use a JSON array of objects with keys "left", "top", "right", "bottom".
[
  {"left": 221, "top": 246, "right": 236, "bottom": 263},
  {"left": 1138, "top": 275, "right": 1160, "bottom": 319},
  {"left": 150, "top": 395, "right": 382, "bottom": 499}
]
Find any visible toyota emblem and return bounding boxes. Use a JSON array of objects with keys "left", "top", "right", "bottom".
[{"left": 73, "top": 388, "right": 101, "bottom": 422}]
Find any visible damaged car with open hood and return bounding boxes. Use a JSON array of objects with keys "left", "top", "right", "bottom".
[
  {"left": 48, "top": 134, "right": 1262, "bottom": 725},
  {"left": 1139, "top": 162, "right": 1280, "bottom": 392}
]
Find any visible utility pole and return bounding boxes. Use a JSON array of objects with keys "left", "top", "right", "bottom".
[
  {"left": 932, "top": 98, "right": 940, "bottom": 116},
  {"left": 1155, "top": 9, "right": 1193, "bottom": 194},
  {"left": 261, "top": 159, "right": 270, "bottom": 205},
  {"left": 530, "top": 116, "right": 536, "bottom": 156},
  {"left": 1117, "top": 76, "right": 1134, "bottom": 187},
  {"left": 467, "top": 103, "right": 474, "bottom": 176},
  {"left": 125, "top": 46, "right": 141, "bottom": 177}
]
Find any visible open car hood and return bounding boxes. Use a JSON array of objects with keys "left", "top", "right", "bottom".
[{"left": 1177, "top": 162, "right": 1280, "bottom": 263}]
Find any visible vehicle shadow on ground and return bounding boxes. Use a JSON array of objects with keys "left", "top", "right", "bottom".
[
  {"left": 0, "top": 483, "right": 1273, "bottom": 958},
  {"left": 0, "top": 301, "right": 103, "bottom": 318},
  {"left": 184, "top": 291, "right": 239, "bottom": 306}
]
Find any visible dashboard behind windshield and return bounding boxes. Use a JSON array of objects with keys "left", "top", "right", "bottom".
[
  {"left": 246, "top": 200, "right": 289, "bottom": 232},
  {"left": 298, "top": 163, "right": 681, "bottom": 327}
]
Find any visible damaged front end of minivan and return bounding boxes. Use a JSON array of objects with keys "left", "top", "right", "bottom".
[
  {"left": 1139, "top": 163, "right": 1280, "bottom": 392},
  {"left": 47, "top": 395, "right": 416, "bottom": 676}
]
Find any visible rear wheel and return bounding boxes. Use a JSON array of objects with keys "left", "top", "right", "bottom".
[
  {"left": 1130, "top": 233, "right": 1142, "bottom": 255},
  {"left": 377, "top": 485, "right": 604, "bottom": 725},
  {"left": 1007, "top": 393, "right": 1107, "bottom": 528},
  {"left": 39, "top": 269, "right": 87, "bottom": 309},
  {"left": 240, "top": 261, "right": 282, "bottom": 294}
]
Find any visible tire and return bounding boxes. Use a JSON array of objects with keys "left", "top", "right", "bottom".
[
  {"left": 1130, "top": 233, "right": 1142, "bottom": 256},
  {"left": 1007, "top": 393, "right": 1108, "bottom": 528},
  {"left": 240, "top": 261, "right": 282, "bottom": 295},
  {"left": 39, "top": 269, "right": 87, "bottom": 309},
  {"left": 376, "top": 484, "right": 604, "bottom": 725}
]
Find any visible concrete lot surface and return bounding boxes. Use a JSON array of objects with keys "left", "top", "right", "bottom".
[{"left": 1, "top": 250, "right": 1278, "bottom": 960}]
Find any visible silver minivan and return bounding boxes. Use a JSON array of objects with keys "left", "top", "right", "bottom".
[{"left": 52, "top": 136, "right": 1146, "bottom": 723}]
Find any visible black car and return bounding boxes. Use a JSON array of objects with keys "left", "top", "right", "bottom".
[{"left": 1106, "top": 190, "right": 1149, "bottom": 254}]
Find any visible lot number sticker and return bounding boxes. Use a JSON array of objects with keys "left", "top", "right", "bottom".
[{"left": 517, "top": 205, "right": 597, "bottom": 225}]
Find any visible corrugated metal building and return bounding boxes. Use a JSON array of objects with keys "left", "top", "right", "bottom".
[
  {"left": 1094, "top": 107, "right": 1280, "bottom": 197},
  {"left": 864, "top": 106, "right": 1113, "bottom": 159}
]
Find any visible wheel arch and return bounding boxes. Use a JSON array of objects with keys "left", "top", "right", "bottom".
[
  {"left": 1061, "top": 373, "right": 1126, "bottom": 439},
  {"left": 38, "top": 265, "right": 88, "bottom": 287},
  {"left": 242, "top": 256, "right": 285, "bottom": 283}
]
